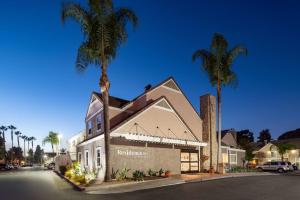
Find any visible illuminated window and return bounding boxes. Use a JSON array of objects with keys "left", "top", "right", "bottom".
[{"left": 229, "top": 154, "right": 237, "bottom": 164}]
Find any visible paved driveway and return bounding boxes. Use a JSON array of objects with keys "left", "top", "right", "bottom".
[{"left": 1, "top": 167, "right": 300, "bottom": 200}]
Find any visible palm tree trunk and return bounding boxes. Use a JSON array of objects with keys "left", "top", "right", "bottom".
[
  {"left": 17, "top": 136, "right": 20, "bottom": 148},
  {"left": 217, "top": 82, "right": 222, "bottom": 173},
  {"left": 51, "top": 143, "right": 54, "bottom": 153},
  {"left": 23, "top": 139, "right": 26, "bottom": 157},
  {"left": 11, "top": 131, "right": 13, "bottom": 162},
  {"left": 32, "top": 141, "right": 33, "bottom": 151}
]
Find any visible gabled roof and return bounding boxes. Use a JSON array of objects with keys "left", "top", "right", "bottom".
[{"left": 93, "top": 92, "right": 129, "bottom": 108}]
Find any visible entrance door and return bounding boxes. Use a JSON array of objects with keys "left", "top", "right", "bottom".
[{"left": 181, "top": 150, "right": 199, "bottom": 173}]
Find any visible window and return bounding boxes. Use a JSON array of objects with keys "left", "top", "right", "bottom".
[
  {"left": 78, "top": 152, "right": 82, "bottom": 163},
  {"left": 88, "top": 121, "right": 92, "bottom": 134},
  {"left": 85, "top": 150, "right": 89, "bottom": 166},
  {"left": 229, "top": 153, "right": 237, "bottom": 164},
  {"left": 96, "top": 114, "right": 102, "bottom": 131},
  {"left": 271, "top": 151, "right": 276, "bottom": 158},
  {"left": 222, "top": 153, "right": 228, "bottom": 163},
  {"left": 96, "top": 147, "right": 101, "bottom": 167}
]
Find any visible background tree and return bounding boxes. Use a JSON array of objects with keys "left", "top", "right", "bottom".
[
  {"left": 34, "top": 145, "right": 44, "bottom": 164},
  {"left": 61, "top": 0, "right": 138, "bottom": 181},
  {"left": 29, "top": 137, "right": 36, "bottom": 151},
  {"left": 192, "top": 33, "right": 247, "bottom": 172},
  {"left": 15, "top": 131, "right": 22, "bottom": 148},
  {"left": 0, "top": 126, "right": 7, "bottom": 151},
  {"left": 236, "top": 129, "right": 254, "bottom": 147},
  {"left": 274, "top": 143, "right": 295, "bottom": 161},
  {"left": 0, "top": 136, "right": 6, "bottom": 160},
  {"left": 258, "top": 129, "right": 272, "bottom": 144},
  {"left": 7, "top": 147, "right": 23, "bottom": 164},
  {"left": 21, "top": 135, "right": 27, "bottom": 157},
  {"left": 43, "top": 131, "right": 59, "bottom": 153},
  {"left": 27, "top": 149, "right": 34, "bottom": 164},
  {"left": 7, "top": 125, "right": 16, "bottom": 149}
]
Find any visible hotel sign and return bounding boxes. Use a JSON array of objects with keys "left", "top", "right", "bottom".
[{"left": 117, "top": 149, "right": 148, "bottom": 157}]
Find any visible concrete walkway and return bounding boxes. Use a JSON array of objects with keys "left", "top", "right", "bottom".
[{"left": 85, "top": 172, "right": 277, "bottom": 194}]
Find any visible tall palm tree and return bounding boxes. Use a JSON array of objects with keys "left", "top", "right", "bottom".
[
  {"left": 15, "top": 131, "right": 22, "bottom": 148},
  {"left": 7, "top": 125, "right": 16, "bottom": 149},
  {"left": 61, "top": 0, "right": 138, "bottom": 181},
  {"left": 43, "top": 131, "right": 59, "bottom": 153},
  {"left": 28, "top": 137, "right": 36, "bottom": 151},
  {"left": 0, "top": 126, "right": 7, "bottom": 150},
  {"left": 21, "top": 135, "right": 27, "bottom": 157},
  {"left": 192, "top": 33, "right": 247, "bottom": 172}
]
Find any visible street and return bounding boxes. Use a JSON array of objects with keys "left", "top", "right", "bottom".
[{"left": 0, "top": 167, "right": 300, "bottom": 200}]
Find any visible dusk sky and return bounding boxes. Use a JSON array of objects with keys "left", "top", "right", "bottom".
[{"left": 1, "top": 0, "right": 300, "bottom": 151}]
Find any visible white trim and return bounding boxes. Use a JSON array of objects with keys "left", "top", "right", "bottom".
[
  {"left": 153, "top": 105, "right": 174, "bottom": 112},
  {"left": 161, "top": 85, "right": 182, "bottom": 94},
  {"left": 86, "top": 109, "right": 102, "bottom": 121},
  {"left": 95, "top": 147, "right": 101, "bottom": 168},
  {"left": 112, "top": 97, "right": 197, "bottom": 142},
  {"left": 221, "top": 145, "right": 245, "bottom": 152},
  {"left": 112, "top": 132, "right": 207, "bottom": 147},
  {"left": 77, "top": 134, "right": 104, "bottom": 147}
]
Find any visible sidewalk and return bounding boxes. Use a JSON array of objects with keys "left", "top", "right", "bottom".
[{"left": 85, "top": 172, "right": 277, "bottom": 194}]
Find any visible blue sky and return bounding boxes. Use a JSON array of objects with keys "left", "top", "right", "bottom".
[{"left": 0, "top": 0, "right": 300, "bottom": 151}]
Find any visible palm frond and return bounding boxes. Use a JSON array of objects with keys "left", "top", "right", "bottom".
[{"left": 226, "top": 45, "right": 247, "bottom": 66}]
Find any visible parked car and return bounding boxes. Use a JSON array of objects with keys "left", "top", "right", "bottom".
[
  {"left": 0, "top": 163, "right": 14, "bottom": 171},
  {"left": 47, "top": 162, "right": 55, "bottom": 170},
  {"left": 292, "top": 163, "right": 298, "bottom": 170},
  {"left": 256, "top": 161, "right": 293, "bottom": 173}
]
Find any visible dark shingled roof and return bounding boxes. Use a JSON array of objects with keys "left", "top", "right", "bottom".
[{"left": 93, "top": 92, "right": 130, "bottom": 108}]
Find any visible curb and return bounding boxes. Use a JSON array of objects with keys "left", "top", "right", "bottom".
[
  {"left": 53, "top": 171, "right": 85, "bottom": 191},
  {"left": 184, "top": 172, "right": 278, "bottom": 183}
]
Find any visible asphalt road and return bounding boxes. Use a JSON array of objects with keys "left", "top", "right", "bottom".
[{"left": 1, "top": 167, "right": 300, "bottom": 200}]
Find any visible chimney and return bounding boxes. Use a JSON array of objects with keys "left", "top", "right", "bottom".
[{"left": 144, "top": 84, "right": 152, "bottom": 91}]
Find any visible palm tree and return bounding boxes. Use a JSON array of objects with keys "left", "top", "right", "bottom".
[
  {"left": 61, "top": 0, "right": 138, "bottom": 181},
  {"left": 192, "top": 33, "right": 247, "bottom": 172},
  {"left": 274, "top": 143, "right": 296, "bottom": 161},
  {"left": 21, "top": 135, "right": 27, "bottom": 157},
  {"left": 15, "top": 131, "right": 22, "bottom": 148},
  {"left": 28, "top": 137, "right": 36, "bottom": 151},
  {"left": 0, "top": 126, "right": 7, "bottom": 150},
  {"left": 43, "top": 131, "right": 59, "bottom": 153},
  {"left": 7, "top": 125, "right": 16, "bottom": 149}
]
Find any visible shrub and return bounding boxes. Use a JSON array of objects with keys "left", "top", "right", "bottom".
[
  {"left": 59, "top": 165, "right": 67, "bottom": 175},
  {"left": 132, "top": 170, "right": 145, "bottom": 181},
  {"left": 158, "top": 168, "right": 164, "bottom": 177},
  {"left": 116, "top": 167, "right": 130, "bottom": 181},
  {"left": 111, "top": 168, "right": 119, "bottom": 180},
  {"left": 65, "top": 168, "right": 73, "bottom": 179},
  {"left": 73, "top": 174, "right": 86, "bottom": 184},
  {"left": 147, "top": 169, "right": 157, "bottom": 176}
]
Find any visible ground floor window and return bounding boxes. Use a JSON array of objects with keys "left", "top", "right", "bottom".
[
  {"left": 96, "top": 147, "right": 101, "bottom": 167},
  {"left": 78, "top": 152, "right": 82, "bottom": 163},
  {"left": 181, "top": 150, "right": 199, "bottom": 172},
  {"left": 85, "top": 150, "right": 89, "bottom": 167},
  {"left": 229, "top": 153, "right": 237, "bottom": 164}
]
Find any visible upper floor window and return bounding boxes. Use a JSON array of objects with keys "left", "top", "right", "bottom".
[
  {"left": 88, "top": 121, "right": 93, "bottom": 135},
  {"left": 96, "top": 114, "right": 102, "bottom": 131}
]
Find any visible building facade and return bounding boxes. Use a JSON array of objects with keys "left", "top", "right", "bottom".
[
  {"left": 77, "top": 77, "right": 221, "bottom": 182},
  {"left": 67, "top": 130, "right": 85, "bottom": 161}
]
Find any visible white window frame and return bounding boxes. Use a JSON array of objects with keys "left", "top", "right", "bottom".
[
  {"left": 85, "top": 150, "right": 89, "bottom": 167},
  {"left": 78, "top": 152, "right": 82, "bottom": 164},
  {"left": 229, "top": 153, "right": 237, "bottom": 164},
  {"left": 96, "top": 147, "right": 101, "bottom": 168}
]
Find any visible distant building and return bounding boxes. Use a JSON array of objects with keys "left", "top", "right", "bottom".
[
  {"left": 252, "top": 139, "right": 300, "bottom": 166},
  {"left": 220, "top": 129, "right": 246, "bottom": 168},
  {"left": 67, "top": 131, "right": 85, "bottom": 161}
]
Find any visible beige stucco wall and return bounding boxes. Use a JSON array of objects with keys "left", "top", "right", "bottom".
[{"left": 110, "top": 144, "right": 181, "bottom": 176}]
